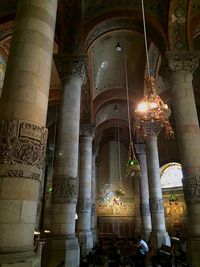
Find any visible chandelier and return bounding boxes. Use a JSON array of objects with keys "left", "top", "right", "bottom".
[{"left": 135, "top": 0, "right": 174, "bottom": 139}]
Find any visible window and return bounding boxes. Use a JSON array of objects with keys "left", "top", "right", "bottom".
[{"left": 160, "top": 162, "right": 183, "bottom": 189}]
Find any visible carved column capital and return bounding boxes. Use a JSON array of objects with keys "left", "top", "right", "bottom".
[
  {"left": 77, "top": 198, "right": 92, "bottom": 213},
  {"left": 182, "top": 176, "right": 200, "bottom": 204},
  {"left": 80, "top": 124, "right": 95, "bottom": 138},
  {"left": 140, "top": 203, "right": 151, "bottom": 216},
  {"left": 52, "top": 175, "right": 79, "bottom": 204},
  {"left": 165, "top": 51, "right": 200, "bottom": 73},
  {"left": 149, "top": 197, "right": 164, "bottom": 213},
  {"left": 54, "top": 54, "right": 88, "bottom": 83},
  {"left": 141, "top": 121, "right": 161, "bottom": 138}
]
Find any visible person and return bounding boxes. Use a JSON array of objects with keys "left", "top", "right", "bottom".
[{"left": 132, "top": 235, "right": 149, "bottom": 267}]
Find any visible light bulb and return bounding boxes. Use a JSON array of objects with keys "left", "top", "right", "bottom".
[{"left": 136, "top": 101, "right": 149, "bottom": 112}]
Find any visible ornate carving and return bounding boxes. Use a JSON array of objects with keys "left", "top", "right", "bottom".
[
  {"left": 78, "top": 198, "right": 92, "bottom": 213},
  {"left": 52, "top": 176, "right": 79, "bottom": 203},
  {"left": 182, "top": 176, "right": 200, "bottom": 204},
  {"left": 166, "top": 52, "right": 199, "bottom": 73},
  {"left": 134, "top": 144, "right": 146, "bottom": 156},
  {"left": 140, "top": 203, "right": 150, "bottom": 216},
  {"left": 54, "top": 54, "right": 88, "bottom": 83},
  {"left": 150, "top": 197, "right": 164, "bottom": 213},
  {"left": 141, "top": 121, "right": 161, "bottom": 138},
  {"left": 0, "top": 163, "right": 43, "bottom": 181},
  {"left": 169, "top": 0, "right": 188, "bottom": 51},
  {"left": 80, "top": 124, "right": 95, "bottom": 138},
  {"left": 0, "top": 120, "right": 47, "bottom": 169}
]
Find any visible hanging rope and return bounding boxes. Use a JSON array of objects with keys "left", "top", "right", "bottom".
[
  {"left": 124, "top": 47, "right": 140, "bottom": 178},
  {"left": 141, "top": 0, "right": 150, "bottom": 78}
]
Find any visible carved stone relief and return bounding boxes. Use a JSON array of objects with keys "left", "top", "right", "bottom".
[
  {"left": 182, "top": 176, "right": 200, "bottom": 204},
  {"left": 78, "top": 198, "right": 92, "bottom": 213},
  {"left": 52, "top": 175, "right": 79, "bottom": 204},
  {"left": 0, "top": 120, "right": 47, "bottom": 170},
  {"left": 140, "top": 203, "right": 151, "bottom": 216},
  {"left": 150, "top": 197, "right": 164, "bottom": 213}
]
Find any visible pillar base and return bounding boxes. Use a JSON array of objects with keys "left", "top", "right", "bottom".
[
  {"left": 77, "top": 231, "right": 93, "bottom": 257},
  {"left": 149, "top": 230, "right": 170, "bottom": 249},
  {"left": 44, "top": 235, "right": 80, "bottom": 267},
  {"left": 0, "top": 250, "right": 40, "bottom": 267},
  {"left": 141, "top": 229, "right": 151, "bottom": 243},
  {"left": 187, "top": 236, "right": 200, "bottom": 266}
]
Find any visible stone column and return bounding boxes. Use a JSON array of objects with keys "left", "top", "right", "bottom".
[
  {"left": 48, "top": 55, "right": 87, "bottom": 267},
  {"left": 135, "top": 144, "right": 152, "bottom": 242},
  {"left": 0, "top": 1, "right": 58, "bottom": 266},
  {"left": 91, "top": 144, "right": 99, "bottom": 245},
  {"left": 77, "top": 124, "right": 94, "bottom": 257},
  {"left": 144, "top": 122, "right": 170, "bottom": 249},
  {"left": 166, "top": 52, "right": 200, "bottom": 266}
]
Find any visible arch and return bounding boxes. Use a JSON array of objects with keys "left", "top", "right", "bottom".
[{"left": 84, "top": 16, "right": 167, "bottom": 53}]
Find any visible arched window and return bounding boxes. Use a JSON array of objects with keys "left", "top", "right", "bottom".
[{"left": 160, "top": 162, "right": 183, "bottom": 189}]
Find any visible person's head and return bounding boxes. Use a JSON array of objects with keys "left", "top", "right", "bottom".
[{"left": 136, "top": 235, "right": 142, "bottom": 241}]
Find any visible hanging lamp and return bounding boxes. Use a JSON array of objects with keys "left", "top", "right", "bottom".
[{"left": 134, "top": 0, "right": 174, "bottom": 139}]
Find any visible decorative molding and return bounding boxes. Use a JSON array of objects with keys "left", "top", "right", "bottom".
[
  {"left": 182, "top": 176, "right": 200, "bottom": 204},
  {"left": 149, "top": 197, "right": 164, "bottom": 213},
  {"left": 169, "top": 0, "right": 189, "bottom": 50},
  {"left": 54, "top": 54, "right": 88, "bottom": 83},
  {"left": 85, "top": 17, "right": 166, "bottom": 52},
  {"left": 166, "top": 52, "right": 200, "bottom": 73},
  {"left": 52, "top": 176, "right": 79, "bottom": 203},
  {"left": 80, "top": 124, "right": 95, "bottom": 138},
  {"left": 0, "top": 120, "right": 47, "bottom": 169},
  {"left": 0, "top": 163, "right": 43, "bottom": 182},
  {"left": 78, "top": 198, "right": 92, "bottom": 213},
  {"left": 134, "top": 144, "right": 146, "bottom": 156},
  {"left": 140, "top": 203, "right": 151, "bottom": 216}
]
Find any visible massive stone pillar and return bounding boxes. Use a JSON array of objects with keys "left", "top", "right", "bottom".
[
  {"left": 135, "top": 144, "right": 152, "bottom": 242},
  {"left": 91, "top": 144, "right": 98, "bottom": 245},
  {"left": 166, "top": 52, "right": 200, "bottom": 266},
  {"left": 77, "top": 124, "right": 94, "bottom": 257},
  {"left": 48, "top": 55, "right": 87, "bottom": 267},
  {"left": 145, "top": 122, "right": 170, "bottom": 249},
  {"left": 0, "top": 0, "right": 57, "bottom": 266}
]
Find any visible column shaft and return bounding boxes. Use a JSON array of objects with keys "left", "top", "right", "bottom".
[
  {"left": 0, "top": 0, "right": 57, "bottom": 266},
  {"left": 135, "top": 144, "right": 152, "bottom": 242},
  {"left": 166, "top": 52, "right": 200, "bottom": 266},
  {"left": 77, "top": 125, "right": 94, "bottom": 256},
  {"left": 91, "top": 145, "right": 98, "bottom": 245},
  {"left": 48, "top": 55, "right": 87, "bottom": 267},
  {"left": 145, "top": 127, "right": 170, "bottom": 249}
]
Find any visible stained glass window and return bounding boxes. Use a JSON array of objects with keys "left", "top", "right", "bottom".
[{"left": 160, "top": 162, "right": 183, "bottom": 188}]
